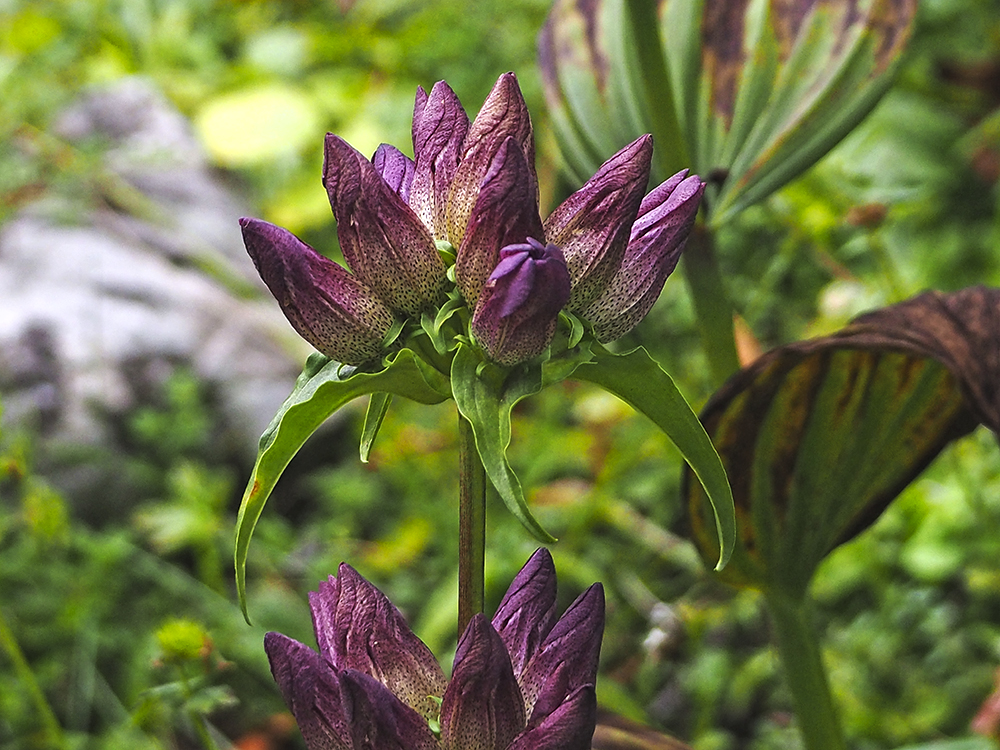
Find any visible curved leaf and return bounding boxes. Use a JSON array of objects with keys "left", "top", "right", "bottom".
[
  {"left": 571, "top": 345, "right": 735, "bottom": 570},
  {"left": 235, "top": 350, "right": 450, "bottom": 622},
  {"left": 451, "top": 344, "right": 556, "bottom": 543}
]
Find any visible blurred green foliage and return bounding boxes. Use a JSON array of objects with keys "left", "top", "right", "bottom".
[{"left": 2, "top": 0, "right": 1000, "bottom": 748}]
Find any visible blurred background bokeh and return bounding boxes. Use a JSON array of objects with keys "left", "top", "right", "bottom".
[{"left": 3, "top": 0, "right": 1000, "bottom": 748}]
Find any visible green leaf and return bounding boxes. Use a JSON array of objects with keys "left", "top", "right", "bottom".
[
  {"left": 451, "top": 344, "right": 556, "bottom": 543},
  {"left": 360, "top": 393, "right": 392, "bottom": 463},
  {"left": 571, "top": 345, "right": 735, "bottom": 569},
  {"left": 235, "top": 350, "right": 450, "bottom": 622}
]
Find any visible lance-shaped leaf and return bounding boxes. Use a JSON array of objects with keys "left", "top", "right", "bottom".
[
  {"left": 235, "top": 350, "right": 451, "bottom": 622},
  {"left": 682, "top": 287, "right": 1000, "bottom": 598},
  {"left": 539, "top": 0, "right": 917, "bottom": 225},
  {"left": 571, "top": 345, "right": 736, "bottom": 570}
]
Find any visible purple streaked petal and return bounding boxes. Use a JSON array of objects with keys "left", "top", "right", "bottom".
[
  {"left": 492, "top": 547, "right": 558, "bottom": 679},
  {"left": 446, "top": 72, "right": 537, "bottom": 247},
  {"left": 582, "top": 173, "right": 705, "bottom": 342},
  {"left": 543, "top": 135, "right": 653, "bottom": 310},
  {"left": 518, "top": 583, "right": 604, "bottom": 717},
  {"left": 240, "top": 217, "right": 393, "bottom": 365},
  {"left": 454, "top": 137, "right": 544, "bottom": 305},
  {"left": 441, "top": 614, "right": 526, "bottom": 750},
  {"left": 508, "top": 685, "right": 597, "bottom": 750},
  {"left": 323, "top": 134, "right": 446, "bottom": 315},
  {"left": 372, "top": 144, "right": 415, "bottom": 203},
  {"left": 409, "top": 80, "right": 470, "bottom": 239},
  {"left": 309, "top": 564, "right": 447, "bottom": 720},
  {"left": 339, "top": 670, "right": 439, "bottom": 750}
]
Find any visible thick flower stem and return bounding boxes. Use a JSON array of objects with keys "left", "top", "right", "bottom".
[
  {"left": 458, "top": 414, "right": 487, "bottom": 636},
  {"left": 764, "top": 588, "right": 847, "bottom": 750},
  {"left": 682, "top": 225, "right": 741, "bottom": 385}
]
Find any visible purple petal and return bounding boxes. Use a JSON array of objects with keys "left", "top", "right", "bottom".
[
  {"left": 445, "top": 72, "right": 537, "bottom": 247},
  {"left": 518, "top": 583, "right": 604, "bottom": 718},
  {"left": 581, "top": 172, "right": 705, "bottom": 342},
  {"left": 409, "top": 80, "right": 470, "bottom": 239},
  {"left": 470, "top": 239, "right": 570, "bottom": 366},
  {"left": 441, "top": 614, "right": 526, "bottom": 750},
  {"left": 339, "top": 670, "right": 439, "bottom": 750},
  {"left": 454, "top": 137, "right": 544, "bottom": 304},
  {"left": 491, "top": 548, "right": 558, "bottom": 679},
  {"left": 309, "top": 564, "right": 447, "bottom": 720},
  {"left": 263, "top": 632, "right": 352, "bottom": 750},
  {"left": 508, "top": 685, "right": 597, "bottom": 750},
  {"left": 543, "top": 136, "right": 653, "bottom": 310},
  {"left": 372, "top": 144, "right": 415, "bottom": 203},
  {"left": 323, "top": 134, "right": 446, "bottom": 315},
  {"left": 240, "top": 217, "right": 393, "bottom": 365}
]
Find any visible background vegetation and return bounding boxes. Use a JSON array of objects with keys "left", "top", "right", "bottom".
[{"left": 3, "top": 0, "right": 1000, "bottom": 748}]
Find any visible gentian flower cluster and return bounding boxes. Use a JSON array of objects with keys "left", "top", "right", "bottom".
[
  {"left": 264, "top": 548, "right": 604, "bottom": 750},
  {"left": 242, "top": 72, "right": 704, "bottom": 368}
]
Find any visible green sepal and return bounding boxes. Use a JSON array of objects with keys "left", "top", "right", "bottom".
[
  {"left": 451, "top": 343, "right": 556, "bottom": 543},
  {"left": 420, "top": 295, "right": 467, "bottom": 355},
  {"left": 235, "top": 349, "right": 451, "bottom": 622},
  {"left": 360, "top": 393, "right": 392, "bottom": 463},
  {"left": 571, "top": 345, "right": 735, "bottom": 570}
]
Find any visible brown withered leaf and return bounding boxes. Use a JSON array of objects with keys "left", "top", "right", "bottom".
[{"left": 593, "top": 710, "right": 693, "bottom": 750}]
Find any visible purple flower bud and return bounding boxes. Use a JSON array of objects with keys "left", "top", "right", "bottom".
[
  {"left": 372, "top": 143, "right": 415, "bottom": 203},
  {"left": 471, "top": 238, "right": 571, "bottom": 366},
  {"left": 543, "top": 136, "right": 653, "bottom": 310},
  {"left": 441, "top": 614, "right": 526, "bottom": 750},
  {"left": 241, "top": 218, "right": 394, "bottom": 365},
  {"left": 508, "top": 685, "right": 597, "bottom": 750},
  {"left": 582, "top": 171, "right": 705, "bottom": 342},
  {"left": 410, "top": 81, "right": 471, "bottom": 239},
  {"left": 339, "top": 670, "right": 440, "bottom": 750},
  {"left": 492, "top": 547, "right": 558, "bottom": 679},
  {"left": 324, "top": 134, "right": 447, "bottom": 315},
  {"left": 310, "top": 563, "right": 448, "bottom": 720},
  {"left": 455, "top": 137, "right": 545, "bottom": 305},
  {"left": 446, "top": 72, "right": 537, "bottom": 247}
]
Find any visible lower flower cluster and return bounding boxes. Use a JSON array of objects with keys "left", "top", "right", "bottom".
[{"left": 265, "top": 548, "right": 604, "bottom": 750}]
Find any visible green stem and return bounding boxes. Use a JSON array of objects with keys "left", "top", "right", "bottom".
[
  {"left": 0, "top": 605, "right": 65, "bottom": 747},
  {"left": 682, "top": 225, "right": 741, "bottom": 385},
  {"left": 764, "top": 589, "right": 847, "bottom": 750},
  {"left": 457, "top": 414, "right": 486, "bottom": 636}
]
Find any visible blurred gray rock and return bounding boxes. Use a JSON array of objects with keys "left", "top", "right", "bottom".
[{"left": 0, "top": 78, "right": 312, "bottom": 485}]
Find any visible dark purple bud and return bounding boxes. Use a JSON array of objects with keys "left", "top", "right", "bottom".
[
  {"left": 309, "top": 564, "right": 448, "bottom": 721},
  {"left": 410, "top": 81, "right": 471, "bottom": 239},
  {"left": 518, "top": 583, "right": 604, "bottom": 717},
  {"left": 372, "top": 143, "right": 415, "bottom": 203},
  {"left": 470, "top": 238, "right": 571, "bottom": 366},
  {"left": 582, "top": 172, "right": 705, "bottom": 342},
  {"left": 507, "top": 685, "right": 597, "bottom": 750},
  {"left": 339, "top": 670, "right": 440, "bottom": 750},
  {"left": 455, "top": 137, "right": 545, "bottom": 305},
  {"left": 241, "top": 218, "right": 394, "bottom": 365},
  {"left": 263, "top": 632, "right": 353, "bottom": 750},
  {"left": 441, "top": 614, "right": 526, "bottom": 750},
  {"left": 543, "top": 136, "right": 653, "bottom": 310},
  {"left": 446, "top": 72, "right": 537, "bottom": 247},
  {"left": 323, "top": 134, "right": 447, "bottom": 315},
  {"left": 492, "top": 548, "right": 558, "bottom": 679}
]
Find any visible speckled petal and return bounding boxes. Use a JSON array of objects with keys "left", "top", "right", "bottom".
[
  {"left": 491, "top": 548, "right": 558, "bottom": 679},
  {"left": 339, "top": 670, "right": 440, "bottom": 750},
  {"left": 508, "top": 685, "right": 596, "bottom": 750},
  {"left": 309, "top": 564, "right": 448, "bottom": 721},
  {"left": 543, "top": 136, "right": 652, "bottom": 310},
  {"left": 518, "top": 583, "right": 604, "bottom": 718},
  {"left": 441, "top": 614, "right": 526, "bottom": 750},
  {"left": 582, "top": 172, "right": 705, "bottom": 342},
  {"left": 263, "top": 632, "right": 352, "bottom": 750},
  {"left": 372, "top": 143, "right": 415, "bottom": 203},
  {"left": 323, "top": 134, "right": 447, "bottom": 315},
  {"left": 241, "top": 218, "right": 393, "bottom": 365},
  {"left": 409, "top": 81, "right": 470, "bottom": 239},
  {"left": 446, "top": 72, "right": 537, "bottom": 247},
  {"left": 455, "top": 137, "right": 544, "bottom": 305}
]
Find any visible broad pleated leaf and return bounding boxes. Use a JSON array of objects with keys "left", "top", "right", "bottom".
[
  {"left": 683, "top": 287, "right": 1000, "bottom": 597},
  {"left": 539, "top": 0, "right": 916, "bottom": 225}
]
